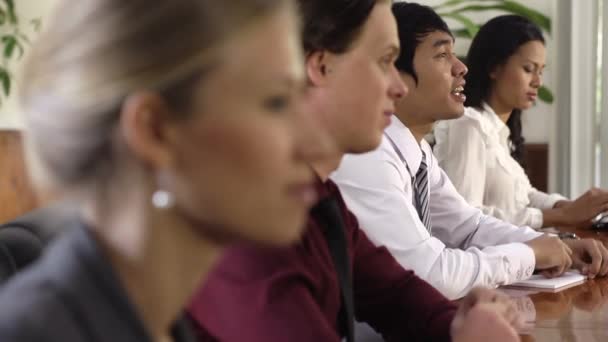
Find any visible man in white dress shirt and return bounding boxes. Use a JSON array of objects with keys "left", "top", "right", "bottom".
[{"left": 331, "top": 2, "right": 608, "bottom": 299}]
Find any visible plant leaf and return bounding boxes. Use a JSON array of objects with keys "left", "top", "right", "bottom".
[
  {"left": 502, "top": 0, "right": 551, "bottom": 34},
  {"left": 451, "top": 28, "right": 476, "bottom": 39},
  {"left": 2, "top": 0, "right": 16, "bottom": 25},
  {"left": 446, "top": 2, "right": 551, "bottom": 34},
  {"left": 14, "top": 39, "right": 23, "bottom": 59},
  {"left": 434, "top": 0, "right": 504, "bottom": 11},
  {"left": 4, "top": 0, "right": 16, "bottom": 24},
  {"left": 441, "top": 12, "right": 480, "bottom": 38},
  {"left": 2, "top": 35, "right": 17, "bottom": 59},
  {"left": 0, "top": 68, "right": 11, "bottom": 96},
  {"left": 538, "top": 86, "right": 554, "bottom": 104},
  {"left": 433, "top": 0, "right": 472, "bottom": 11}
]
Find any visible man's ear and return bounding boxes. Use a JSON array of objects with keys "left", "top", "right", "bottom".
[
  {"left": 305, "top": 51, "right": 333, "bottom": 87},
  {"left": 119, "top": 92, "right": 175, "bottom": 170}
]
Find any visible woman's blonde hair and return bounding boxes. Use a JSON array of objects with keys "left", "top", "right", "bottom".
[{"left": 20, "top": 0, "right": 288, "bottom": 191}]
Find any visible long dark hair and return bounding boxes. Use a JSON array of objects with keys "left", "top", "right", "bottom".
[{"left": 464, "top": 15, "right": 544, "bottom": 166}]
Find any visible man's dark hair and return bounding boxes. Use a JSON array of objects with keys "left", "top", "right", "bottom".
[
  {"left": 297, "top": 0, "right": 388, "bottom": 55},
  {"left": 392, "top": 2, "right": 452, "bottom": 83}
]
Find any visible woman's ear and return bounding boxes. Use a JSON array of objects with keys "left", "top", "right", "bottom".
[
  {"left": 119, "top": 92, "right": 175, "bottom": 170},
  {"left": 305, "top": 51, "right": 332, "bottom": 87},
  {"left": 489, "top": 65, "right": 502, "bottom": 80}
]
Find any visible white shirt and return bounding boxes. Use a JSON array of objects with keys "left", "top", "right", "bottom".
[
  {"left": 433, "top": 104, "right": 568, "bottom": 229},
  {"left": 330, "top": 116, "right": 542, "bottom": 300}
]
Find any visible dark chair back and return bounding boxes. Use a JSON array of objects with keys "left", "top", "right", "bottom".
[{"left": 0, "top": 202, "right": 78, "bottom": 284}]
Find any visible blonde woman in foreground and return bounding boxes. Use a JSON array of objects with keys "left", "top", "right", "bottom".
[{"left": 0, "top": 0, "right": 331, "bottom": 341}]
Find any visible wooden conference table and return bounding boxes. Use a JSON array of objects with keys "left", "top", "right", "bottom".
[{"left": 505, "top": 227, "right": 608, "bottom": 341}]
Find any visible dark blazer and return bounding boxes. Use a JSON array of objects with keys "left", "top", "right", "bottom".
[
  {"left": 0, "top": 202, "right": 78, "bottom": 284},
  {"left": 0, "top": 223, "right": 196, "bottom": 342}
]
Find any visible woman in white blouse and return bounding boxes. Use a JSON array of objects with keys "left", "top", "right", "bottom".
[{"left": 434, "top": 15, "right": 608, "bottom": 230}]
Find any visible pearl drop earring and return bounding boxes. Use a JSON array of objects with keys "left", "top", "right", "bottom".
[{"left": 152, "top": 189, "right": 174, "bottom": 209}]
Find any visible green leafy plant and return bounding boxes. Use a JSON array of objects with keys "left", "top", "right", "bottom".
[
  {"left": 0, "top": 0, "right": 39, "bottom": 107},
  {"left": 433, "top": 0, "right": 554, "bottom": 104}
]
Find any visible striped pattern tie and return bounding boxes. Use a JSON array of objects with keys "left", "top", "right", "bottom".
[{"left": 414, "top": 151, "right": 432, "bottom": 232}]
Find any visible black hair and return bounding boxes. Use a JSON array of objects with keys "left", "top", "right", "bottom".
[
  {"left": 392, "top": 2, "right": 452, "bottom": 83},
  {"left": 297, "top": 0, "right": 388, "bottom": 55},
  {"left": 464, "top": 15, "right": 545, "bottom": 166}
]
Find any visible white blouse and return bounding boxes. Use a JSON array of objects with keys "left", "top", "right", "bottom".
[{"left": 433, "top": 104, "right": 567, "bottom": 229}]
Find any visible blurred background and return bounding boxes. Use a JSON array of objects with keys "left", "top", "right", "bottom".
[{"left": 0, "top": 0, "right": 606, "bottom": 221}]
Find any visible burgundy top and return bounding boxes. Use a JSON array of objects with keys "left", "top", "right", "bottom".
[{"left": 188, "top": 179, "right": 457, "bottom": 341}]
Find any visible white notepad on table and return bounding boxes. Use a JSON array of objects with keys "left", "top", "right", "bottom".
[{"left": 507, "top": 271, "right": 586, "bottom": 290}]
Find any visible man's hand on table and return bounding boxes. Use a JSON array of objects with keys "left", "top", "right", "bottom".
[
  {"left": 451, "top": 287, "right": 522, "bottom": 342},
  {"left": 562, "top": 238, "right": 608, "bottom": 278}
]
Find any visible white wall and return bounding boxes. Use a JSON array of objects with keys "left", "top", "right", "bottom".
[{"left": 0, "top": 0, "right": 56, "bottom": 129}]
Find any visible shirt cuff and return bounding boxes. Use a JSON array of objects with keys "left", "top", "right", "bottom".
[
  {"left": 543, "top": 193, "right": 569, "bottom": 209},
  {"left": 527, "top": 208, "right": 544, "bottom": 230},
  {"left": 501, "top": 243, "right": 536, "bottom": 283}
]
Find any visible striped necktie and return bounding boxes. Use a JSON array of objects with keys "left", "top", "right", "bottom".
[{"left": 414, "top": 151, "right": 432, "bottom": 232}]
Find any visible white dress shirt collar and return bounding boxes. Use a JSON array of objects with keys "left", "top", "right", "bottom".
[
  {"left": 385, "top": 115, "right": 423, "bottom": 176},
  {"left": 480, "top": 102, "right": 510, "bottom": 143}
]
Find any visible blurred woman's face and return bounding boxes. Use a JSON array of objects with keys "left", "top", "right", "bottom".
[
  {"left": 167, "top": 6, "right": 329, "bottom": 245},
  {"left": 490, "top": 40, "right": 546, "bottom": 111}
]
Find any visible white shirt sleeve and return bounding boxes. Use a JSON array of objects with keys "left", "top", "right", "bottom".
[
  {"left": 331, "top": 139, "right": 541, "bottom": 300},
  {"left": 479, "top": 204, "right": 543, "bottom": 231},
  {"left": 528, "top": 188, "right": 569, "bottom": 210}
]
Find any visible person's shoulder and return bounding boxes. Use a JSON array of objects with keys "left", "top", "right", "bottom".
[
  {"left": 209, "top": 226, "right": 323, "bottom": 283},
  {"left": 456, "top": 107, "right": 485, "bottom": 127},
  {"left": 436, "top": 107, "right": 486, "bottom": 138},
  {"left": 338, "top": 137, "right": 396, "bottom": 167},
  {"left": 463, "top": 105, "right": 485, "bottom": 119},
  {"left": 333, "top": 139, "right": 403, "bottom": 185},
  {"left": 0, "top": 269, "right": 79, "bottom": 341}
]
